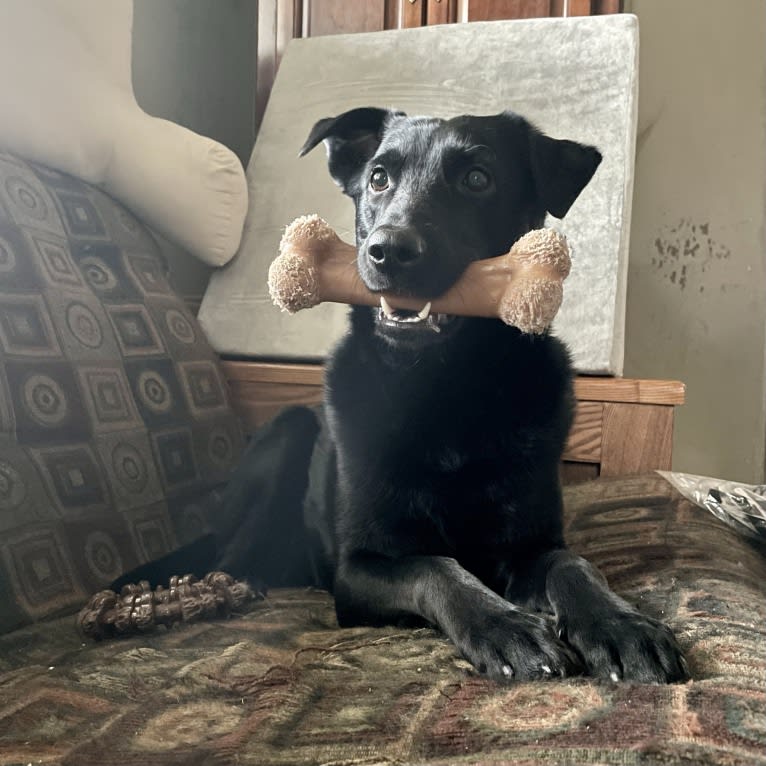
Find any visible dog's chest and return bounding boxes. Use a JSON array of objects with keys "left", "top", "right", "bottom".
[
  {"left": 328, "top": 331, "right": 562, "bottom": 484},
  {"left": 340, "top": 361, "right": 520, "bottom": 466}
]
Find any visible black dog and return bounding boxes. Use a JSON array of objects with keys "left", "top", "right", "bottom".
[
  {"left": 291, "top": 108, "right": 687, "bottom": 683},
  {"left": 120, "top": 108, "right": 687, "bottom": 684}
]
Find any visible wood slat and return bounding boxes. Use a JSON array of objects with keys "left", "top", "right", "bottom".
[
  {"left": 221, "top": 362, "right": 681, "bottom": 479},
  {"left": 426, "top": 0, "right": 457, "bottom": 25},
  {"left": 221, "top": 360, "right": 324, "bottom": 386},
  {"left": 227, "top": 379, "right": 323, "bottom": 431},
  {"left": 385, "top": 0, "right": 399, "bottom": 28},
  {"left": 222, "top": 363, "right": 685, "bottom": 406},
  {"left": 222, "top": 361, "right": 324, "bottom": 431},
  {"left": 573, "top": 377, "right": 685, "bottom": 405},
  {"left": 256, "top": 0, "right": 304, "bottom": 131},
  {"left": 592, "top": 0, "right": 621, "bottom": 13},
  {"left": 551, "top": 0, "right": 620, "bottom": 14},
  {"left": 255, "top": 2, "right": 278, "bottom": 132},
  {"left": 562, "top": 401, "right": 602, "bottom": 463},
  {"left": 304, "top": 0, "right": 387, "bottom": 36},
  {"left": 566, "top": 0, "right": 592, "bottom": 16},
  {"left": 600, "top": 402, "right": 675, "bottom": 476},
  {"left": 464, "top": 0, "right": 552, "bottom": 22},
  {"left": 401, "top": 0, "right": 426, "bottom": 27}
]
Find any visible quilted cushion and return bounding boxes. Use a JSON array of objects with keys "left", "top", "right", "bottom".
[{"left": 0, "top": 151, "right": 244, "bottom": 632}]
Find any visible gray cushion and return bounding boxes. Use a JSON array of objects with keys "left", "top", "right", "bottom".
[{"left": 200, "top": 14, "right": 638, "bottom": 374}]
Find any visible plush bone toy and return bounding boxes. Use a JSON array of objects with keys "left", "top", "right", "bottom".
[{"left": 268, "top": 215, "right": 571, "bottom": 335}]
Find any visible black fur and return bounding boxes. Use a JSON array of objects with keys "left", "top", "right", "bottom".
[
  {"left": 299, "top": 108, "right": 687, "bottom": 683},
  {"left": 117, "top": 108, "right": 687, "bottom": 684}
]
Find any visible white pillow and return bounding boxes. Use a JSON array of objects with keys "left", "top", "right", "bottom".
[{"left": 0, "top": 0, "right": 247, "bottom": 267}]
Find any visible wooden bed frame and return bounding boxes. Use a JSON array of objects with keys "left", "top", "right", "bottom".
[{"left": 220, "top": 361, "right": 685, "bottom": 484}]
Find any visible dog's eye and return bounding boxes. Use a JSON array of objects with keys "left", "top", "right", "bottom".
[
  {"left": 370, "top": 167, "right": 389, "bottom": 192},
  {"left": 463, "top": 168, "right": 491, "bottom": 192}
]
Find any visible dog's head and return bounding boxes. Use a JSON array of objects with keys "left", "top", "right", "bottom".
[{"left": 301, "top": 108, "right": 601, "bottom": 348}]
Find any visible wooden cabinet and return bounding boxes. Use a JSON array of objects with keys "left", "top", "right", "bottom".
[
  {"left": 256, "top": 0, "right": 622, "bottom": 129},
  {"left": 220, "top": 361, "right": 684, "bottom": 484}
]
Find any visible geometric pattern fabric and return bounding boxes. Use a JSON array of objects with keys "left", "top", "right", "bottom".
[{"left": 0, "top": 152, "right": 243, "bottom": 631}]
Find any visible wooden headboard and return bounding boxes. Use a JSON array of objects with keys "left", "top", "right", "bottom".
[{"left": 220, "top": 361, "right": 684, "bottom": 484}]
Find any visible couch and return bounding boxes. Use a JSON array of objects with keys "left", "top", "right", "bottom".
[{"left": 0, "top": 152, "right": 765, "bottom": 766}]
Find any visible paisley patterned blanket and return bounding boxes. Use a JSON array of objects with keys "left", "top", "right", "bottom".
[{"left": 1, "top": 474, "right": 764, "bottom": 766}]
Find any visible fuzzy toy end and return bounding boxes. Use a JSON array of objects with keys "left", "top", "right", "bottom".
[
  {"left": 268, "top": 252, "right": 320, "bottom": 312},
  {"left": 499, "top": 278, "right": 563, "bottom": 335},
  {"left": 279, "top": 214, "right": 337, "bottom": 253},
  {"left": 510, "top": 229, "right": 571, "bottom": 278}
]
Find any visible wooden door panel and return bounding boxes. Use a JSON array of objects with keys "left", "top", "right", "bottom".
[
  {"left": 461, "top": 0, "right": 553, "bottom": 22},
  {"left": 426, "top": 0, "right": 457, "bottom": 25},
  {"left": 592, "top": 0, "right": 621, "bottom": 12},
  {"left": 301, "top": 0, "right": 433, "bottom": 35},
  {"left": 303, "top": 0, "right": 388, "bottom": 36},
  {"left": 401, "top": 0, "right": 427, "bottom": 27},
  {"left": 256, "top": 0, "right": 301, "bottom": 132},
  {"left": 386, "top": 0, "right": 428, "bottom": 30},
  {"left": 562, "top": 0, "right": 592, "bottom": 14},
  {"left": 256, "top": 0, "right": 623, "bottom": 143},
  {"left": 455, "top": 0, "right": 620, "bottom": 21}
]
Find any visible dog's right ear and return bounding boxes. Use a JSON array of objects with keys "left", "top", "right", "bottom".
[{"left": 300, "top": 107, "right": 404, "bottom": 195}]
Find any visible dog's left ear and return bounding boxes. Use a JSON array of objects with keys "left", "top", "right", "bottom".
[
  {"left": 300, "top": 107, "right": 405, "bottom": 195},
  {"left": 529, "top": 131, "right": 603, "bottom": 219}
]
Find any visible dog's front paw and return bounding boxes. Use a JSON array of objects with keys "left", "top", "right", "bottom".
[
  {"left": 457, "top": 609, "right": 582, "bottom": 682},
  {"left": 559, "top": 610, "right": 688, "bottom": 684}
]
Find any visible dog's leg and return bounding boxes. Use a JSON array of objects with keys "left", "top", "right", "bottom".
[
  {"left": 335, "top": 553, "right": 581, "bottom": 681},
  {"left": 215, "top": 406, "right": 320, "bottom": 584},
  {"left": 508, "top": 549, "right": 688, "bottom": 683}
]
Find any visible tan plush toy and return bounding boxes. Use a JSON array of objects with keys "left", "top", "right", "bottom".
[{"left": 268, "top": 215, "right": 570, "bottom": 335}]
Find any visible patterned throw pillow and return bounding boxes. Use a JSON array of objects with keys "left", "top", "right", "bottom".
[{"left": 0, "top": 152, "right": 244, "bottom": 633}]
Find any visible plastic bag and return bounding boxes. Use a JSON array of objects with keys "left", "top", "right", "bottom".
[{"left": 658, "top": 470, "right": 766, "bottom": 541}]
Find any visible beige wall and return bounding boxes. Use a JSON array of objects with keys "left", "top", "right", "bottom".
[{"left": 623, "top": 0, "right": 766, "bottom": 482}]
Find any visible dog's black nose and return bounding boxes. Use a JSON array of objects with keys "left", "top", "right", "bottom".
[{"left": 366, "top": 227, "right": 425, "bottom": 270}]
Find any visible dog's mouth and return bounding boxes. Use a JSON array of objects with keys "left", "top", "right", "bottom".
[{"left": 376, "top": 296, "right": 457, "bottom": 333}]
